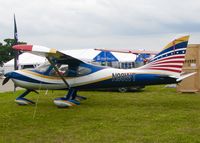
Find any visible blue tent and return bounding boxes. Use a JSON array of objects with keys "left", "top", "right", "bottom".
[
  {"left": 135, "top": 54, "right": 150, "bottom": 63},
  {"left": 93, "top": 51, "right": 118, "bottom": 62}
]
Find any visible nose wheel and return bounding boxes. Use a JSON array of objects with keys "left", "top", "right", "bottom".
[{"left": 15, "top": 90, "right": 37, "bottom": 105}]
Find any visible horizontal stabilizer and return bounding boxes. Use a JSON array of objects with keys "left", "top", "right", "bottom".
[{"left": 176, "top": 72, "right": 196, "bottom": 82}]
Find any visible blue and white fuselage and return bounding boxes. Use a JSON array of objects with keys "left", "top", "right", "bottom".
[{"left": 7, "top": 65, "right": 177, "bottom": 91}]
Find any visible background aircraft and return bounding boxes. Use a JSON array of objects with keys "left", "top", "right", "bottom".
[{"left": 2, "top": 35, "right": 194, "bottom": 108}]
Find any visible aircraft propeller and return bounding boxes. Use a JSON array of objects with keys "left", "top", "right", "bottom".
[
  {"left": 2, "top": 76, "right": 10, "bottom": 85},
  {"left": 13, "top": 14, "right": 18, "bottom": 92},
  {"left": 2, "top": 72, "right": 14, "bottom": 86}
]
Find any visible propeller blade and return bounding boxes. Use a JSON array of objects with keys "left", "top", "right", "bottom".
[{"left": 2, "top": 77, "right": 10, "bottom": 85}]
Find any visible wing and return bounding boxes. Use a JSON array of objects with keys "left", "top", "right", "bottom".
[
  {"left": 13, "top": 44, "right": 84, "bottom": 65},
  {"left": 13, "top": 44, "right": 85, "bottom": 88},
  {"left": 95, "top": 48, "right": 158, "bottom": 55}
]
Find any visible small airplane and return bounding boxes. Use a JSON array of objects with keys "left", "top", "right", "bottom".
[{"left": 2, "top": 35, "right": 195, "bottom": 108}]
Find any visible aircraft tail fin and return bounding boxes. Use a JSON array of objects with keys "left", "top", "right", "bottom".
[{"left": 138, "top": 35, "right": 189, "bottom": 77}]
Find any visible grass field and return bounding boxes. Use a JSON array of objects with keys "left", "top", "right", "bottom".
[{"left": 1, "top": 85, "right": 200, "bottom": 143}]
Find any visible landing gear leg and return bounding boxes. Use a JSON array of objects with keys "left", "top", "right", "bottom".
[
  {"left": 54, "top": 88, "right": 86, "bottom": 108},
  {"left": 69, "top": 88, "right": 87, "bottom": 101},
  {"left": 15, "top": 89, "right": 37, "bottom": 105}
]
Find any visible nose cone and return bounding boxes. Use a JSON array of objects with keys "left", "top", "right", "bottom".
[
  {"left": 4, "top": 71, "right": 22, "bottom": 80},
  {"left": 4, "top": 72, "right": 14, "bottom": 79},
  {"left": 2, "top": 72, "right": 14, "bottom": 85},
  {"left": 2, "top": 71, "right": 22, "bottom": 85}
]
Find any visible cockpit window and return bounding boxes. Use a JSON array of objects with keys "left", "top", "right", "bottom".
[
  {"left": 51, "top": 65, "right": 91, "bottom": 77},
  {"left": 59, "top": 65, "right": 68, "bottom": 74},
  {"left": 49, "top": 65, "right": 68, "bottom": 76},
  {"left": 35, "top": 62, "right": 91, "bottom": 77},
  {"left": 35, "top": 62, "right": 51, "bottom": 73}
]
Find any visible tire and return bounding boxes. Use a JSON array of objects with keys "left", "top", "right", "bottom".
[{"left": 118, "top": 87, "right": 128, "bottom": 93}]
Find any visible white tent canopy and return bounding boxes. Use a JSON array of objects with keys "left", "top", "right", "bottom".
[
  {"left": 111, "top": 52, "right": 136, "bottom": 62},
  {"left": 4, "top": 52, "right": 46, "bottom": 66},
  {"left": 3, "top": 53, "right": 46, "bottom": 74}
]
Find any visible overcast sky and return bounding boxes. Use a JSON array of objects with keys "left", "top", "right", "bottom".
[{"left": 1, "top": 0, "right": 200, "bottom": 51}]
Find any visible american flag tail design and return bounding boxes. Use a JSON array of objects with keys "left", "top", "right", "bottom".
[{"left": 138, "top": 35, "right": 189, "bottom": 77}]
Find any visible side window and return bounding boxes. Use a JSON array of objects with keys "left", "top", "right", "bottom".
[
  {"left": 22, "top": 65, "right": 34, "bottom": 69},
  {"left": 47, "top": 64, "right": 91, "bottom": 77},
  {"left": 35, "top": 62, "right": 51, "bottom": 73},
  {"left": 59, "top": 65, "right": 69, "bottom": 76},
  {"left": 62, "top": 65, "right": 91, "bottom": 77},
  {"left": 77, "top": 66, "right": 91, "bottom": 76},
  {"left": 49, "top": 64, "right": 67, "bottom": 77}
]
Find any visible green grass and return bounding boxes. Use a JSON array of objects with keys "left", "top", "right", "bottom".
[{"left": 1, "top": 85, "right": 200, "bottom": 143}]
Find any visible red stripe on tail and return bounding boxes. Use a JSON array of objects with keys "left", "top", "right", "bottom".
[
  {"left": 151, "top": 60, "right": 184, "bottom": 65},
  {"left": 145, "top": 67, "right": 182, "bottom": 73},
  {"left": 149, "top": 65, "right": 182, "bottom": 68}
]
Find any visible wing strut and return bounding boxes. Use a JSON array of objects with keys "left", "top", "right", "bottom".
[{"left": 46, "top": 57, "right": 70, "bottom": 88}]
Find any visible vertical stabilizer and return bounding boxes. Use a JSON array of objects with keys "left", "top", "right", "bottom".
[{"left": 138, "top": 36, "right": 189, "bottom": 77}]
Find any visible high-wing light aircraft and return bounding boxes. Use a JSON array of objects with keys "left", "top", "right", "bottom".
[{"left": 2, "top": 35, "right": 195, "bottom": 108}]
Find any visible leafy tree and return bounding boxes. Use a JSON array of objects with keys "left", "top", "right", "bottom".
[{"left": 0, "top": 39, "right": 26, "bottom": 66}]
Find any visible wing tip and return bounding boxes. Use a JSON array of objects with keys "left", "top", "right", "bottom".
[{"left": 13, "top": 44, "right": 33, "bottom": 51}]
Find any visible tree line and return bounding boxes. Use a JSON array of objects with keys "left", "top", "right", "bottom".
[{"left": 0, "top": 39, "right": 26, "bottom": 66}]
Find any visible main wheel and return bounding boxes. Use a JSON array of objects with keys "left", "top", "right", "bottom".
[{"left": 118, "top": 87, "right": 128, "bottom": 93}]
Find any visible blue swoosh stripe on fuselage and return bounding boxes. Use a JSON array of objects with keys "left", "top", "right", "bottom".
[{"left": 11, "top": 72, "right": 55, "bottom": 84}]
